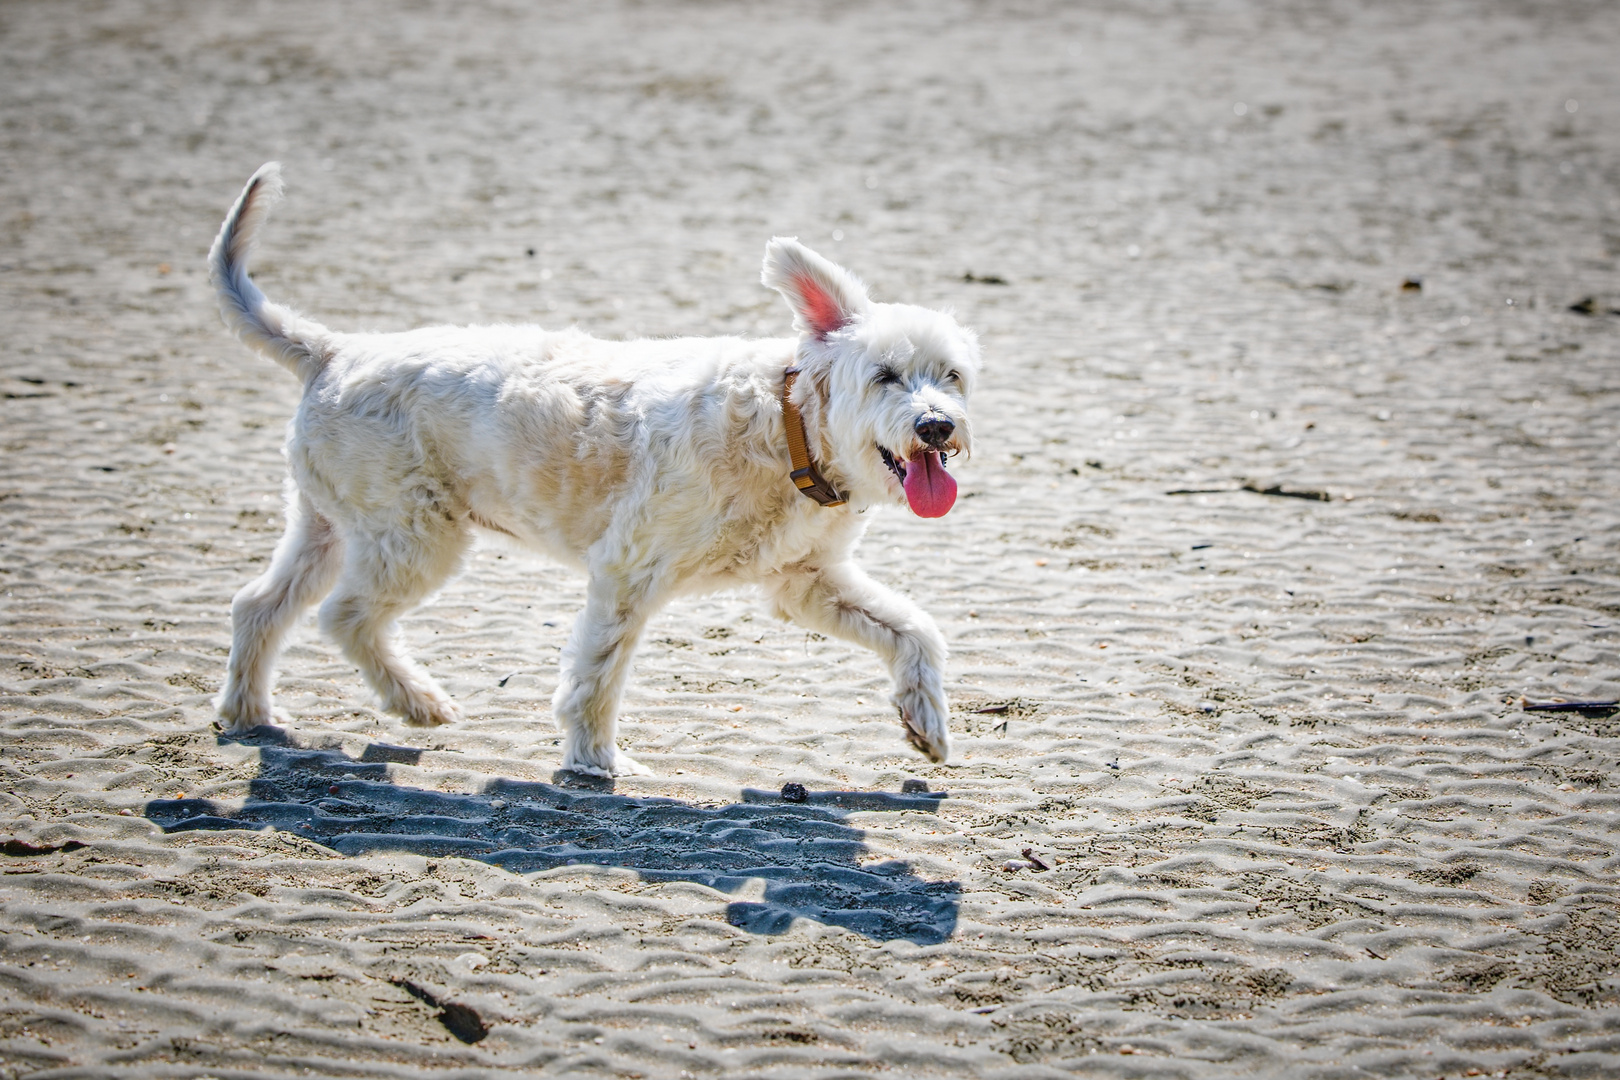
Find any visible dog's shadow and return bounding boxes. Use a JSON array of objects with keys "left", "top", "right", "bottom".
[{"left": 142, "top": 729, "right": 959, "bottom": 945}]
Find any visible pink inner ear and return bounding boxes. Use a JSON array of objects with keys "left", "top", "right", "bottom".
[{"left": 792, "top": 273, "right": 846, "bottom": 338}]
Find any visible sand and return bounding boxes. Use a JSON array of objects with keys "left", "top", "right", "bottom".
[{"left": 3, "top": 1, "right": 1619, "bottom": 1076}]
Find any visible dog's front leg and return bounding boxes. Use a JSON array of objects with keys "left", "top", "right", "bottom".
[
  {"left": 553, "top": 570, "right": 663, "bottom": 778},
  {"left": 769, "top": 562, "right": 951, "bottom": 763}
]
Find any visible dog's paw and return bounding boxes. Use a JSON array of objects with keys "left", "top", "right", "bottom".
[
  {"left": 561, "top": 744, "right": 652, "bottom": 778},
  {"left": 399, "top": 693, "right": 462, "bottom": 728},
  {"left": 894, "top": 687, "right": 951, "bottom": 764},
  {"left": 217, "top": 694, "right": 274, "bottom": 734}
]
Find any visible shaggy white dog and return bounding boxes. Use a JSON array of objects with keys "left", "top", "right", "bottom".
[{"left": 208, "top": 164, "right": 978, "bottom": 777}]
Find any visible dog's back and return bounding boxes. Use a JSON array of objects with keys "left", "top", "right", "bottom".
[{"left": 288, "top": 322, "right": 810, "bottom": 568}]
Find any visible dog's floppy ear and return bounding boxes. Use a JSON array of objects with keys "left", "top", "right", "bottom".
[{"left": 762, "top": 238, "right": 871, "bottom": 340}]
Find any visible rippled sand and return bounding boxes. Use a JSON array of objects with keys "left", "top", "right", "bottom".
[{"left": 3, "top": 2, "right": 1618, "bottom": 1076}]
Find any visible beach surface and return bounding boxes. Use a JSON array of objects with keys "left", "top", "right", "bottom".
[{"left": 3, "top": 1, "right": 1619, "bottom": 1076}]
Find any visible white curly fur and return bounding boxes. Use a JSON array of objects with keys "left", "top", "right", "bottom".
[{"left": 208, "top": 163, "right": 980, "bottom": 777}]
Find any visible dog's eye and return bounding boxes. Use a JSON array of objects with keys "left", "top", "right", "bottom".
[
  {"left": 945, "top": 369, "right": 961, "bottom": 384},
  {"left": 874, "top": 367, "right": 901, "bottom": 386}
]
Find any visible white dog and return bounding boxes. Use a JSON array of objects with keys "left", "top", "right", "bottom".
[{"left": 208, "top": 164, "right": 978, "bottom": 777}]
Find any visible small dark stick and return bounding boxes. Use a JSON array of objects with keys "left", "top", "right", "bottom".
[
  {"left": 1241, "top": 482, "right": 1330, "bottom": 502},
  {"left": 1522, "top": 698, "right": 1619, "bottom": 713},
  {"left": 1021, "top": 848, "right": 1051, "bottom": 872},
  {"left": 390, "top": 978, "right": 488, "bottom": 1044},
  {"left": 2, "top": 839, "right": 86, "bottom": 857}
]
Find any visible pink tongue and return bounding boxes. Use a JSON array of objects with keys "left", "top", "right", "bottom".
[{"left": 903, "top": 451, "right": 957, "bottom": 518}]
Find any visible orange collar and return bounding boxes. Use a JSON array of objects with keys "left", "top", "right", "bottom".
[{"left": 782, "top": 369, "right": 845, "bottom": 507}]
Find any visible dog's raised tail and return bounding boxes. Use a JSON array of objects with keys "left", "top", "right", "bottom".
[{"left": 208, "top": 163, "right": 331, "bottom": 383}]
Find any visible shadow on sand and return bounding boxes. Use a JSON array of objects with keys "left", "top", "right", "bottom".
[{"left": 142, "top": 728, "right": 959, "bottom": 946}]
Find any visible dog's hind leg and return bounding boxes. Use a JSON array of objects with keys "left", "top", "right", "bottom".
[
  {"left": 769, "top": 562, "right": 952, "bottom": 763},
  {"left": 553, "top": 570, "right": 664, "bottom": 778},
  {"left": 319, "top": 522, "right": 470, "bottom": 728},
  {"left": 218, "top": 491, "right": 344, "bottom": 733}
]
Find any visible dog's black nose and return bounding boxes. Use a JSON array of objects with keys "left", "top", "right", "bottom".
[{"left": 915, "top": 416, "right": 955, "bottom": 448}]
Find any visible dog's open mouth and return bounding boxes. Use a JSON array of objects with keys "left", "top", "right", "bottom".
[{"left": 879, "top": 444, "right": 957, "bottom": 518}]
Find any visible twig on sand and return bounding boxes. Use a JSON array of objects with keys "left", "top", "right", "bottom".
[
  {"left": 390, "top": 978, "right": 488, "bottom": 1044},
  {"left": 1241, "top": 482, "right": 1330, "bottom": 502},
  {"left": 1165, "top": 483, "right": 1331, "bottom": 501},
  {"left": 1522, "top": 698, "right": 1620, "bottom": 714},
  {"left": 2, "top": 839, "right": 86, "bottom": 857}
]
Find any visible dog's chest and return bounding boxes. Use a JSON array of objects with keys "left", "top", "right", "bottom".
[{"left": 698, "top": 497, "right": 858, "bottom": 584}]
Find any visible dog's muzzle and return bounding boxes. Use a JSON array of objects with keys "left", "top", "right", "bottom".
[{"left": 914, "top": 415, "right": 954, "bottom": 449}]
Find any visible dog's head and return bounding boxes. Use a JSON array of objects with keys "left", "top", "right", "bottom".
[{"left": 763, "top": 238, "right": 979, "bottom": 517}]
